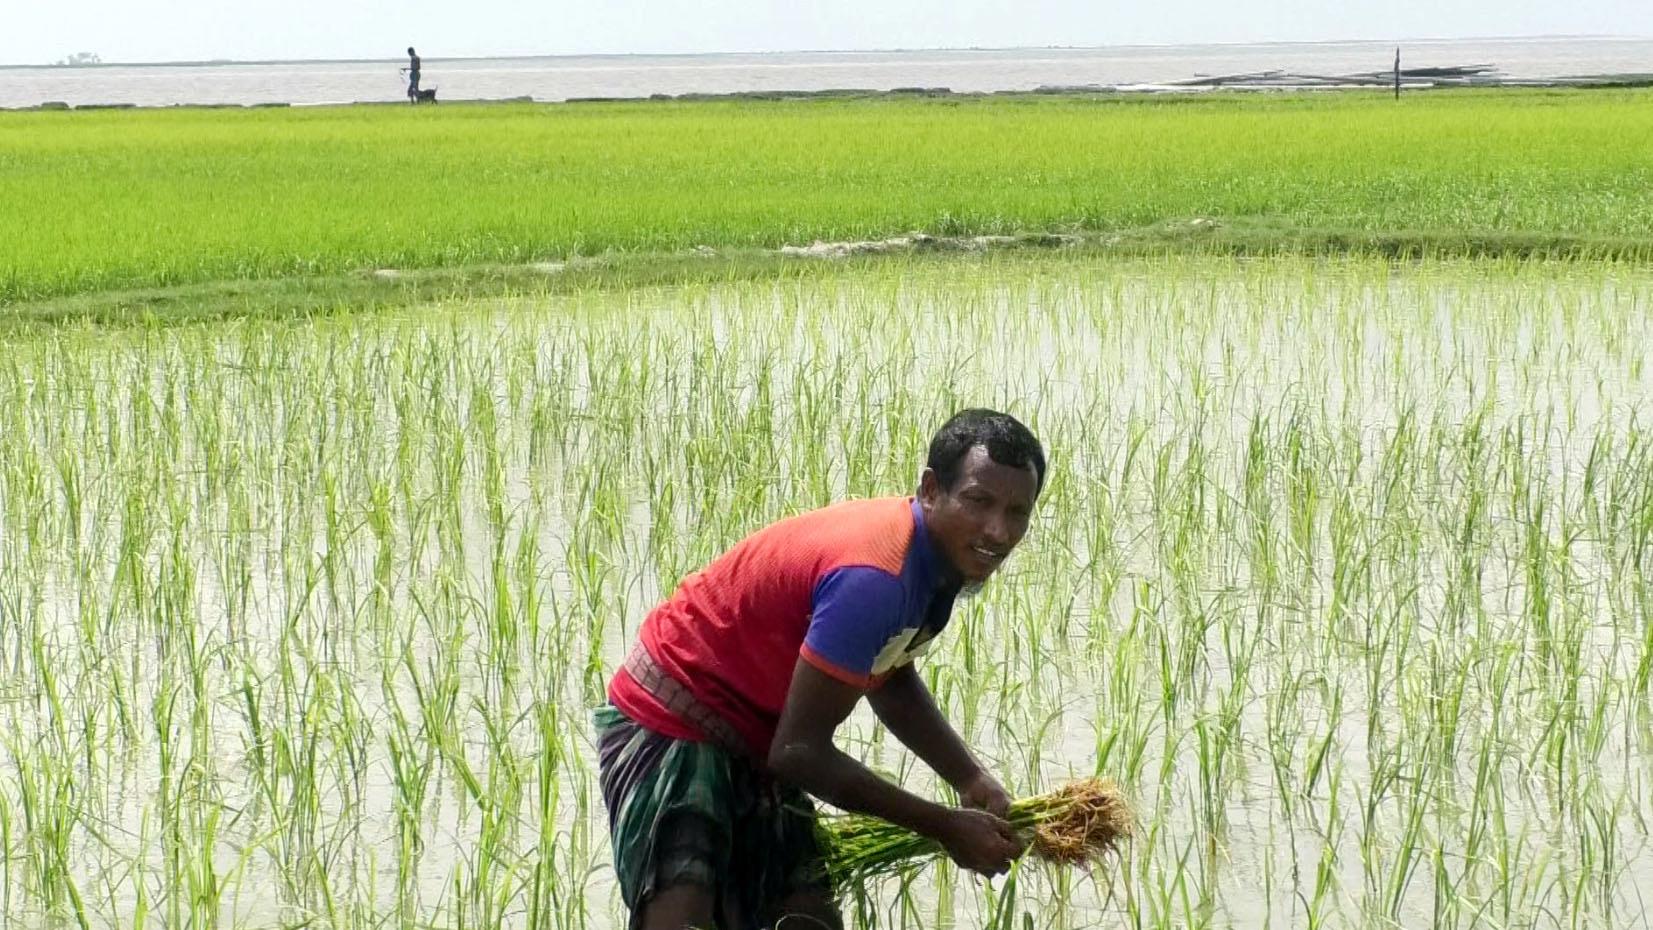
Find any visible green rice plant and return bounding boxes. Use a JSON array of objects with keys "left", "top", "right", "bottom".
[
  {"left": 4, "top": 91, "right": 1653, "bottom": 306},
  {"left": 822, "top": 778, "right": 1132, "bottom": 889},
  {"left": 4, "top": 254, "right": 1653, "bottom": 928}
]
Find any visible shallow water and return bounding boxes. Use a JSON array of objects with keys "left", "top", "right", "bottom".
[
  {"left": 2, "top": 255, "right": 1652, "bottom": 928},
  {"left": 3, "top": 36, "right": 1651, "bottom": 107}
]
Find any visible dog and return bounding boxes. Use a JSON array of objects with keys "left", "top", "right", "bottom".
[{"left": 410, "top": 86, "right": 438, "bottom": 104}]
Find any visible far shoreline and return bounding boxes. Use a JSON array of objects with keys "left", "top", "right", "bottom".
[
  {"left": 6, "top": 73, "right": 1653, "bottom": 113},
  {"left": 6, "top": 36, "right": 1652, "bottom": 110}
]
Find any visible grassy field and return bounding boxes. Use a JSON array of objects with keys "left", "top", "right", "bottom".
[
  {"left": 4, "top": 89, "right": 1653, "bottom": 303},
  {"left": 3, "top": 253, "right": 1653, "bottom": 928}
]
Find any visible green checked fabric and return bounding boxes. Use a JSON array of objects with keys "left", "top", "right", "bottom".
[{"left": 594, "top": 704, "right": 832, "bottom": 929}]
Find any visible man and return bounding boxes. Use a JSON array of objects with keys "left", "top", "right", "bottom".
[
  {"left": 596, "top": 409, "right": 1046, "bottom": 930},
  {"left": 405, "top": 47, "right": 421, "bottom": 102}
]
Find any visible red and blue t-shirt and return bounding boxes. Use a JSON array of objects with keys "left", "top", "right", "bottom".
[{"left": 608, "top": 496, "right": 959, "bottom": 757}]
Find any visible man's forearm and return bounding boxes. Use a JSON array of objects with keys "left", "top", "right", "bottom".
[
  {"left": 868, "top": 665, "right": 984, "bottom": 789},
  {"left": 769, "top": 737, "right": 952, "bottom": 839}
]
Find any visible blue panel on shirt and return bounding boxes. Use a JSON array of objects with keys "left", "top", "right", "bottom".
[
  {"left": 803, "top": 566, "right": 908, "bottom": 682},
  {"left": 802, "top": 501, "right": 961, "bottom": 687}
]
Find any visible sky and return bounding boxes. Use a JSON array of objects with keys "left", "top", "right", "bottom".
[{"left": 7, "top": 0, "right": 1652, "bottom": 65}]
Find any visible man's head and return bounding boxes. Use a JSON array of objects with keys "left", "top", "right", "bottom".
[
  {"left": 918, "top": 409, "right": 1045, "bottom": 586},
  {"left": 408, "top": 47, "right": 417, "bottom": 56}
]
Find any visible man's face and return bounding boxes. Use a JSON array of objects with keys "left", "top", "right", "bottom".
[{"left": 919, "top": 445, "right": 1040, "bottom": 586}]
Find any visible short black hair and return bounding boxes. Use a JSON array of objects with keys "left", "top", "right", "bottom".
[{"left": 926, "top": 409, "right": 1046, "bottom": 494}]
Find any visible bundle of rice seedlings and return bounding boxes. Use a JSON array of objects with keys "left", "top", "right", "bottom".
[{"left": 820, "top": 777, "right": 1132, "bottom": 885}]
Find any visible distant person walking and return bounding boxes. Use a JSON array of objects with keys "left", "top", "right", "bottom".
[{"left": 404, "top": 47, "right": 421, "bottom": 101}]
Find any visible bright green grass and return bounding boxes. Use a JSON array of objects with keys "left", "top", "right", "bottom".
[{"left": 4, "top": 89, "right": 1653, "bottom": 303}]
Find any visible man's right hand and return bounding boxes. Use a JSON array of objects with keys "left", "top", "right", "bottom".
[
  {"left": 937, "top": 808, "right": 1023, "bottom": 876},
  {"left": 771, "top": 660, "right": 1027, "bottom": 877}
]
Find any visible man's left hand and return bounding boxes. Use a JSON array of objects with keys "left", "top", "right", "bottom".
[{"left": 958, "top": 769, "right": 1013, "bottom": 819}]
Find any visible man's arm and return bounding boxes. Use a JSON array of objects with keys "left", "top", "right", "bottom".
[
  {"left": 867, "top": 663, "right": 1012, "bottom": 816},
  {"left": 768, "top": 658, "right": 1021, "bottom": 876}
]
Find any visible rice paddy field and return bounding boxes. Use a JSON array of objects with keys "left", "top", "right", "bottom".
[
  {"left": 4, "top": 90, "right": 1653, "bottom": 304},
  {"left": 4, "top": 90, "right": 1653, "bottom": 930}
]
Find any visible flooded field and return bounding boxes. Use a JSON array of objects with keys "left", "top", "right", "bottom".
[{"left": 3, "top": 254, "right": 1652, "bottom": 929}]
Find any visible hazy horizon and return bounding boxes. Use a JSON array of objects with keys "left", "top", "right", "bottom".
[
  {"left": 6, "top": 33, "right": 1652, "bottom": 69},
  {"left": 7, "top": 0, "right": 1651, "bottom": 68}
]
